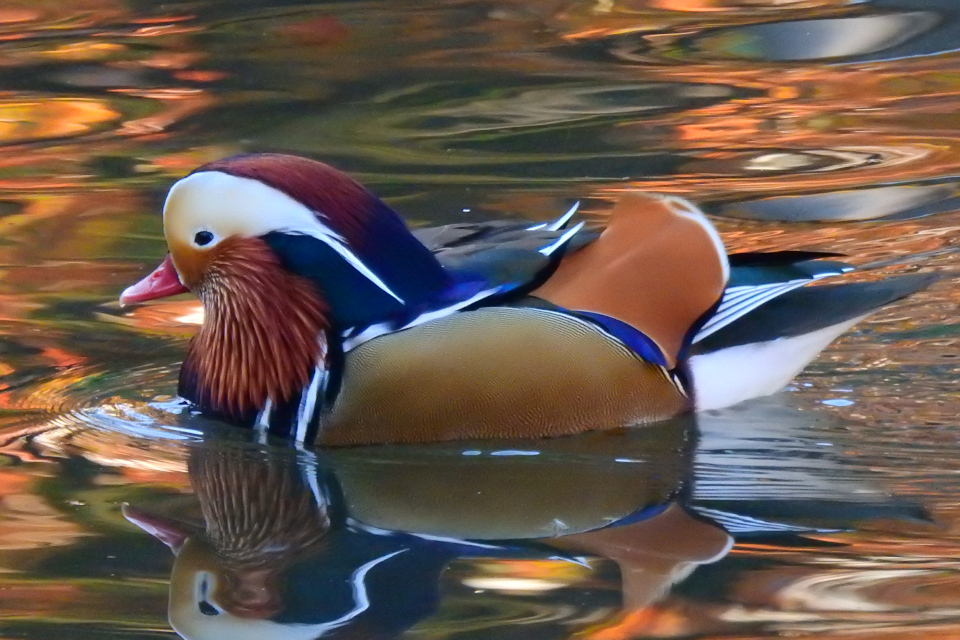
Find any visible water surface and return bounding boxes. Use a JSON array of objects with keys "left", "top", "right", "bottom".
[{"left": 0, "top": 0, "right": 959, "bottom": 638}]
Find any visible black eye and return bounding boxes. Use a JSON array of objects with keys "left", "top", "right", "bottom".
[
  {"left": 194, "top": 230, "right": 214, "bottom": 246},
  {"left": 199, "top": 600, "right": 219, "bottom": 616}
]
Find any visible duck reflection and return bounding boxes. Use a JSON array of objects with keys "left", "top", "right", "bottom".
[{"left": 124, "top": 417, "right": 738, "bottom": 639}]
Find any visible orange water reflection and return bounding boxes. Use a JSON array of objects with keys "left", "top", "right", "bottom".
[{"left": 0, "top": 0, "right": 955, "bottom": 639}]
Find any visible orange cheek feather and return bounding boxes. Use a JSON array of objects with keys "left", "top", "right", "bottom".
[
  {"left": 180, "top": 236, "right": 330, "bottom": 420},
  {"left": 168, "top": 240, "right": 211, "bottom": 291}
]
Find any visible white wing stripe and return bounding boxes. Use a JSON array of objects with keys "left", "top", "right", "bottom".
[
  {"left": 314, "top": 233, "right": 405, "bottom": 304},
  {"left": 701, "top": 283, "right": 795, "bottom": 332},
  {"left": 697, "top": 283, "right": 799, "bottom": 340},
  {"left": 694, "top": 280, "right": 811, "bottom": 342},
  {"left": 545, "top": 201, "right": 580, "bottom": 231},
  {"left": 527, "top": 201, "right": 580, "bottom": 231},
  {"left": 539, "top": 221, "right": 585, "bottom": 256},
  {"left": 712, "top": 283, "right": 798, "bottom": 321},
  {"left": 711, "top": 286, "right": 768, "bottom": 307},
  {"left": 342, "top": 287, "right": 502, "bottom": 352}
]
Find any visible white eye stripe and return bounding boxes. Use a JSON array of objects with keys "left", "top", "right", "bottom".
[{"left": 165, "top": 171, "right": 404, "bottom": 302}]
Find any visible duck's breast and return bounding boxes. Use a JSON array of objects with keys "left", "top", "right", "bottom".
[{"left": 317, "top": 307, "right": 689, "bottom": 445}]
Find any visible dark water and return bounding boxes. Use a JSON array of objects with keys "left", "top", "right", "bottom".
[{"left": 0, "top": 0, "right": 959, "bottom": 638}]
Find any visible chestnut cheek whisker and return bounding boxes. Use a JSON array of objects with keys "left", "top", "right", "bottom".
[{"left": 181, "top": 237, "right": 330, "bottom": 421}]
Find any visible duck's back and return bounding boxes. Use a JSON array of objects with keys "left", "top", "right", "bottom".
[{"left": 317, "top": 193, "right": 731, "bottom": 445}]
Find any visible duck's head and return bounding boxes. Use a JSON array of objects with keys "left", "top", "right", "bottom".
[
  {"left": 120, "top": 153, "right": 450, "bottom": 421},
  {"left": 121, "top": 153, "right": 451, "bottom": 323}
]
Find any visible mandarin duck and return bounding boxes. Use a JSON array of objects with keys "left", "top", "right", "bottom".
[{"left": 120, "top": 153, "right": 936, "bottom": 446}]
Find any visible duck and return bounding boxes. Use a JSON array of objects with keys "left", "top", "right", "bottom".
[{"left": 119, "top": 153, "right": 937, "bottom": 446}]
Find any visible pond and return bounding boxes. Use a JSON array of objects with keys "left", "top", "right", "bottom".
[{"left": 0, "top": 0, "right": 959, "bottom": 638}]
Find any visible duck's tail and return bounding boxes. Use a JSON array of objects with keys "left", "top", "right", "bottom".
[{"left": 688, "top": 272, "right": 939, "bottom": 411}]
